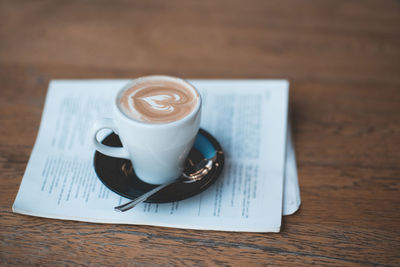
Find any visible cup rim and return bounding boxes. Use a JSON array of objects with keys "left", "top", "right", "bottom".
[{"left": 115, "top": 75, "right": 202, "bottom": 128}]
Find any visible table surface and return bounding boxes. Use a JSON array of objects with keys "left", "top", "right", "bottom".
[{"left": 1, "top": 0, "right": 399, "bottom": 266}]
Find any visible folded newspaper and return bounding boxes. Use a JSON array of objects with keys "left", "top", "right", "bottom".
[{"left": 13, "top": 79, "right": 301, "bottom": 232}]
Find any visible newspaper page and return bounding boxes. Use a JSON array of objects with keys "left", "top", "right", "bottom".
[{"left": 13, "top": 79, "right": 297, "bottom": 232}]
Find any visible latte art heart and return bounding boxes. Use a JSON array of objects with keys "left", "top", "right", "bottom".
[
  {"left": 140, "top": 93, "right": 181, "bottom": 112},
  {"left": 130, "top": 89, "right": 190, "bottom": 121},
  {"left": 119, "top": 79, "right": 199, "bottom": 123}
]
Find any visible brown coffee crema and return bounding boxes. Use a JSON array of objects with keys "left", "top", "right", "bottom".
[{"left": 119, "top": 79, "right": 199, "bottom": 123}]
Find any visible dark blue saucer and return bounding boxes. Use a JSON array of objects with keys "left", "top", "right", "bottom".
[{"left": 93, "top": 129, "right": 224, "bottom": 203}]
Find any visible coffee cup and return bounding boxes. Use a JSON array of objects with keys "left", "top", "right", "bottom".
[{"left": 93, "top": 75, "right": 202, "bottom": 185}]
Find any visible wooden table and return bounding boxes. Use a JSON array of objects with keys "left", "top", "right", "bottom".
[{"left": 1, "top": 0, "right": 399, "bottom": 265}]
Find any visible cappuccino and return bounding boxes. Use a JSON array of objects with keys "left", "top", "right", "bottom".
[
  {"left": 93, "top": 75, "right": 202, "bottom": 184},
  {"left": 118, "top": 76, "right": 199, "bottom": 123}
]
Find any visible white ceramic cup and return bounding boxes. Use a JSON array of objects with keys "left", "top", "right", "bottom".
[{"left": 93, "top": 76, "right": 202, "bottom": 185}]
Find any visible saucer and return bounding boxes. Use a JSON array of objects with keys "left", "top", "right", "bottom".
[{"left": 93, "top": 129, "right": 224, "bottom": 203}]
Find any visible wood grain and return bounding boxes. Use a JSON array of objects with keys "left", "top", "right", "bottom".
[{"left": 1, "top": 0, "right": 399, "bottom": 266}]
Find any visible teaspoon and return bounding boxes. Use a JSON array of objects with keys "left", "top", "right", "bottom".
[{"left": 114, "top": 158, "right": 214, "bottom": 212}]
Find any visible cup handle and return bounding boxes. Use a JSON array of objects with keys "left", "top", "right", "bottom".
[{"left": 93, "top": 118, "right": 130, "bottom": 159}]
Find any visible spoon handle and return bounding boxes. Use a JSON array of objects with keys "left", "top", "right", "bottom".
[{"left": 114, "top": 180, "right": 175, "bottom": 212}]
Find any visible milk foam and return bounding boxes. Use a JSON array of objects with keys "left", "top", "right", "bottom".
[{"left": 119, "top": 77, "right": 199, "bottom": 123}]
